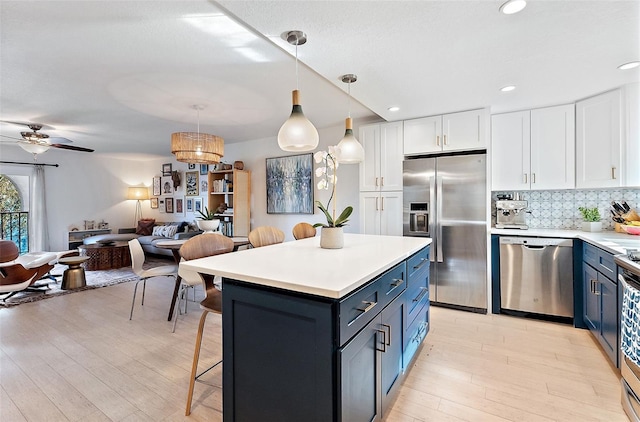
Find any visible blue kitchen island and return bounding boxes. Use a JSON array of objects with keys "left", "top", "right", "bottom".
[{"left": 181, "top": 233, "right": 431, "bottom": 422}]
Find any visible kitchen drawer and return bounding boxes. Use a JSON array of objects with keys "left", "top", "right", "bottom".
[
  {"left": 583, "top": 242, "right": 616, "bottom": 281},
  {"left": 338, "top": 262, "right": 406, "bottom": 345},
  {"left": 407, "top": 247, "right": 430, "bottom": 281},
  {"left": 406, "top": 283, "right": 429, "bottom": 328},
  {"left": 403, "top": 301, "right": 429, "bottom": 366}
]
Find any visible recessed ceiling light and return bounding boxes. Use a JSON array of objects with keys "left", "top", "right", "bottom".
[
  {"left": 618, "top": 61, "right": 640, "bottom": 70},
  {"left": 500, "top": 0, "right": 527, "bottom": 15},
  {"left": 500, "top": 85, "right": 516, "bottom": 92},
  {"left": 388, "top": 106, "right": 400, "bottom": 112}
]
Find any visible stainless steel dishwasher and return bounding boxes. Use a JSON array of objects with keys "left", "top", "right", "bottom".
[{"left": 499, "top": 237, "right": 573, "bottom": 318}]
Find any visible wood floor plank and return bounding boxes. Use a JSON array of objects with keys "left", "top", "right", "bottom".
[{"left": 0, "top": 281, "right": 628, "bottom": 422}]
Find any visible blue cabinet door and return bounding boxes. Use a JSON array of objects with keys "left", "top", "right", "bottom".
[
  {"left": 381, "top": 293, "right": 405, "bottom": 415},
  {"left": 599, "top": 273, "right": 618, "bottom": 366},
  {"left": 340, "top": 316, "right": 382, "bottom": 422},
  {"left": 583, "top": 263, "right": 600, "bottom": 333}
]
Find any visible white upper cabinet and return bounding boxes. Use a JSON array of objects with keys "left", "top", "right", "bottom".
[
  {"left": 359, "top": 121, "right": 403, "bottom": 192},
  {"left": 491, "top": 104, "right": 575, "bottom": 191},
  {"left": 491, "top": 111, "right": 530, "bottom": 191},
  {"left": 404, "top": 109, "right": 487, "bottom": 155},
  {"left": 530, "top": 104, "right": 575, "bottom": 190},
  {"left": 576, "top": 89, "right": 622, "bottom": 188}
]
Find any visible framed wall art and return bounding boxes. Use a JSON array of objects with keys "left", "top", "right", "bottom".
[
  {"left": 186, "top": 198, "right": 194, "bottom": 212},
  {"left": 200, "top": 164, "right": 209, "bottom": 175},
  {"left": 161, "top": 176, "right": 173, "bottom": 195},
  {"left": 150, "top": 197, "right": 159, "bottom": 209},
  {"left": 201, "top": 180, "right": 208, "bottom": 194},
  {"left": 188, "top": 163, "right": 196, "bottom": 170},
  {"left": 185, "top": 171, "right": 199, "bottom": 196},
  {"left": 194, "top": 197, "right": 203, "bottom": 213},
  {"left": 165, "top": 197, "right": 174, "bottom": 213},
  {"left": 175, "top": 197, "right": 185, "bottom": 216},
  {"left": 162, "top": 163, "right": 172, "bottom": 176},
  {"left": 266, "top": 153, "right": 313, "bottom": 214},
  {"left": 152, "top": 176, "right": 161, "bottom": 196}
]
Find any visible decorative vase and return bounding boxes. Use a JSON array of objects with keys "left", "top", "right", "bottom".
[
  {"left": 197, "top": 219, "right": 220, "bottom": 233},
  {"left": 581, "top": 221, "right": 602, "bottom": 232},
  {"left": 320, "top": 227, "right": 344, "bottom": 249}
]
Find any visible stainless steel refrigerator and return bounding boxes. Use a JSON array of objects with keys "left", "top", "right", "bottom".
[{"left": 403, "top": 153, "right": 487, "bottom": 312}]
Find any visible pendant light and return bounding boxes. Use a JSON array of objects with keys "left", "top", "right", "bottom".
[
  {"left": 277, "top": 30, "right": 319, "bottom": 152},
  {"left": 336, "top": 74, "right": 364, "bottom": 164},
  {"left": 171, "top": 105, "right": 224, "bottom": 164}
]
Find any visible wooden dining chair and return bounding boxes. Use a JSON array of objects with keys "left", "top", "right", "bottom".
[
  {"left": 248, "top": 226, "right": 285, "bottom": 248},
  {"left": 292, "top": 222, "right": 316, "bottom": 240},
  {"left": 179, "top": 233, "right": 235, "bottom": 416}
]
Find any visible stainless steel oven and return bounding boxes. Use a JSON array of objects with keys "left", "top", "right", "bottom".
[{"left": 616, "top": 255, "right": 640, "bottom": 422}]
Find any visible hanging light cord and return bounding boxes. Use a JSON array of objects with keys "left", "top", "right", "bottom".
[
  {"left": 347, "top": 81, "right": 352, "bottom": 118},
  {"left": 295, "top": 36, "right": 299, "bottom": 90}
]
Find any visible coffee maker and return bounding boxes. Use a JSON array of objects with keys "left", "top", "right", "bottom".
[{"left": 495, "top": 197, "right": 529, "bottom": 229}]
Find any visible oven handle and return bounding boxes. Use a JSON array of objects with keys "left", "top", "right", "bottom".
[{"left": 622, "top": 378, "right": 640, "bottom": 422}]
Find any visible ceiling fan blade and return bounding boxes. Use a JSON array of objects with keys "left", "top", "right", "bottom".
[
  {"left": 47, "top": 137, "right": 73, "bottom": 144},
  {"left": 51, "top": 143, "right": 94, "bottom": 153},
  {"left": 0, "top": 133, "right": 23, "bottom": 141},
  {"left": 0, "top": 120, "right": 53, "bottom": 130}
]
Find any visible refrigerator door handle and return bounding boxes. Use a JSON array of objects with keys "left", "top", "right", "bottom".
[
  {"left": 429, "top": 175, "right": 436, "bottom": 263},
  {"left": 436, "top": 175, "right": 443, "bottom": 263}
]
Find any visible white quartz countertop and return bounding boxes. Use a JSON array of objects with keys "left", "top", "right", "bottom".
[
  {"left": 491, "top": 227, "right": 640, "bottom": 255},
  {"left": 180, "top": 234, "right": 431, "bottom": 299}
]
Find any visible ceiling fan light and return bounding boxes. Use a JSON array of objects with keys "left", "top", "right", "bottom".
[
  {"left": 18, "top": 141, "right": 50, "bottom": 154},
  {"left": 336, "top": 118, "right": 364, "bottom": 164},
  {"left": 171, "top": 132, "right": 224, "bottom": 164},
  {"left": 500, "top": 0, "right": 527, "bottom": 15},
  {"left": 277, "top": 90, "right": 319, "bottom": 152}
]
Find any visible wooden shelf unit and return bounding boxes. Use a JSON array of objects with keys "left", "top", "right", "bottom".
[
  {"left": 208, "top": 169, "right": 251, "bottom": 237},
  {"left": 68, "top": 228, "right": 112, "bottom": 249}
]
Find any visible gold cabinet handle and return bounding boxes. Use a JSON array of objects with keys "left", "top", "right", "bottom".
[
  {"left": 381, "top": 196, "right": 384, "bottom": 211},
  {"left": 376, "top": 197, "right": 379, "bottom": 211},
  {"left": 612, "top": 167, "right": 616, "bottom": 180},
  {"left": 375, "top": 177, "right": 379, "bottom": 187},
  {"left": 380, "top": 177, "right": 384, "bottom": 187},
  {"left": 436, "top": 135, "right": 440, "bottom": 146},
  {"left": 532, "top": 173, "right": 536, "bottom": 184},
  {"left": 524, "top": 173, "right": 528, "bottom": 184},
  {"left": 444, "top": 134, "right": 448, "bottom": 145}
]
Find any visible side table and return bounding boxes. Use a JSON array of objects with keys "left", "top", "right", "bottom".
[
  {"left": 78, "top": 242, "right": 131, "bottom": 271},
  {"left": 59, "top": 256, "right": 91, "bottom": 289}
]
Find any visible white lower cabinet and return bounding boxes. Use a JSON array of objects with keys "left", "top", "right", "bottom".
[{"left": 359, "top": 191, "right": 403, "bottom": 236}]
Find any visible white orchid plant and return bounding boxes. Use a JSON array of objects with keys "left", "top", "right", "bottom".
[{"left": 313, "top": 145, "right": 353, "bottom": 228}]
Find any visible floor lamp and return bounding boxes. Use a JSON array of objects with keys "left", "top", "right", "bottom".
[{"left": 127, "top": 186, "right": 149, "bottom": 226}]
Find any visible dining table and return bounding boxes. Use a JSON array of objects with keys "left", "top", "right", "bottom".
[{"left": 155, "top": 236, "right": 250, "bottom": 321}]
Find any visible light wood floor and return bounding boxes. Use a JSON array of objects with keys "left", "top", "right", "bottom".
[{"left": 0, "top": 277, "right": 628, "bottom": 422}]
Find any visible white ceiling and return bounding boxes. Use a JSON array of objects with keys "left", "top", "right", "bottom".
[{"left": 0, "top": 1, "right": 638, "bottom": 158}]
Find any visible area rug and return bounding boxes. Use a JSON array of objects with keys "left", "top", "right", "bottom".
[{"left": 0, "top": 256, "right": 173, "bottom": 308}]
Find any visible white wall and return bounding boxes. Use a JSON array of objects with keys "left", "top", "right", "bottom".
[
  {"left": 0, "top": 120, "right": 364, "bottom": 250},
  {"left": 222, "top": 122, "right": 362, "bottom": 241}
]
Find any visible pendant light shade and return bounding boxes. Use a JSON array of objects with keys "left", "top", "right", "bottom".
[
  {"left": 278, "top": 30, "right": 319, "bottom": 152},
  {"left": 171, "top": 105, "right": 224, "bottom": 164},
  {"left": 336, "top": 74, "right": 364, "bottom": 164},
  {"left": 278, "top": 89, "right": 319, "bottom": 152}
]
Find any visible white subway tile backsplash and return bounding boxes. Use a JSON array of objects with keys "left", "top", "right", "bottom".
[{"left": 493, "top": 188, "right": 640, "bottom": 230}]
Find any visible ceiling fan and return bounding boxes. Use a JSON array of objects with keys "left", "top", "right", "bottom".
[{"left": 0, "top": 122, "right": 94, "bottom": 155}]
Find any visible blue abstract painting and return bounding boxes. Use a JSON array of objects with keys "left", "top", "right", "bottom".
[{"left": 266, "top": 153, "right": 313, "bottom": 214}]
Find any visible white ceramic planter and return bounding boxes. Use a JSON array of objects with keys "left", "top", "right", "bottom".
[
  {"left": 582, "top": 221, "right": 602, "bottom": 232},
  {"left": 197, "top": 219, "right": 220, "bottom": 233},
  {"left": 320, "top": 227, "right": 344, "bottom": 249}
]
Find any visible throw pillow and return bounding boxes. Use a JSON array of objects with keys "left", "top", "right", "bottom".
[
  {"left": 152, "top": 225, "right": 166, "bottom": 236},
  {"left": 136, "top": 219, "right": 155, "bottom": 235},
  {"left": 163, "top": 225, "right": 179, "bottom": 238}
]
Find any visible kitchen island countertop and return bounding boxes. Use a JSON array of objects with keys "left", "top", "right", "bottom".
[{"left": 180, "top": 233, "right": 431, "bottom": 299}]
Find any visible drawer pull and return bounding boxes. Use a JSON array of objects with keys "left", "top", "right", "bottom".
[
  {"left": 412, "top": 258, "right": 429, "bottom": 271},
  {"left": 357, "top": 300, "right": 377, "bottom": 314},
  {"left": 412, "top": 287, "right": 429, "bottom": 303},
  {"left": 387, "top": 278, "right": 403, "bottom": 295}
]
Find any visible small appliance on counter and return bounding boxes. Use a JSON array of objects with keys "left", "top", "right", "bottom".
[{"left": 495, "top": 199, "right": 529, "bottom": 229}]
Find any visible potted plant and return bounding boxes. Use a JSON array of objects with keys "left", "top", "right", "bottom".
[
  {"left": 313, "top": 146, "right": 353, "bottom": 249},
  {"left": 195, "top": 207, "right": 220, "bottom": 233},
  {"left": 578, "top": 206, "right": 602, "bottom": 232}
]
